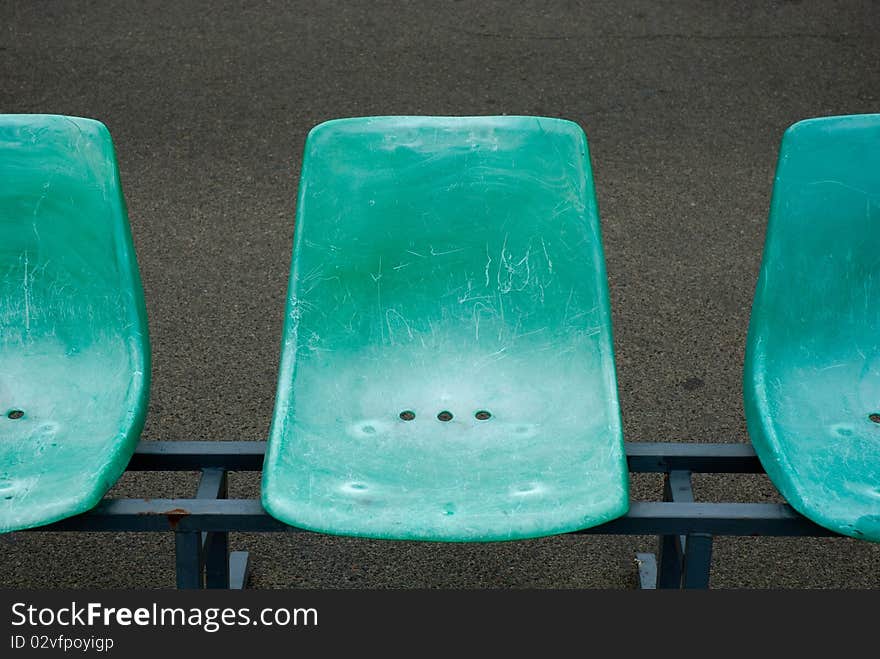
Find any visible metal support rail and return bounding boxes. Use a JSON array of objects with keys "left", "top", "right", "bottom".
[{"left": 19, "top": 441, "right": 834, "bottom": 590}]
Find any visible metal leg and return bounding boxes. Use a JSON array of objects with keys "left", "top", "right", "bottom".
[
  {"left": 655, "top": 533, "right": 683, "bottom": 588},
  {"left": 175, "top": 531, "right": 203, "bottom": 589},
  {"left": 197, "top": 467, "right": 251, "bottom": 589},
  {"left": 198, "top": 468, "right": 230, "bottom": 589},
  {"left": 658, "top": 470, "right": 693, "bottom": 588},
  {"left": 203, "top": 532, "right": 229, "bottom": 588},
  {"left": 682, "top": 533, "right": 713, "bottom": 589},
  {"left": 229, "top": 551, "right": 252, "bottom": 590},
  {"left": 639, "top": 470, "right": 703, "bottom": 589},
  {"left": 635, "top": 552, "right": 658, "bottom": 589}
]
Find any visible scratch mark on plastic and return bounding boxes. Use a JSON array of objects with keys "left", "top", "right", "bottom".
[
  {"left": 22, "top": 252, "right": 31, "bottom": 333},
  {"left": 371, "top": 257, "right": 383, "bottom": 283},
  {"left": 430, "top": 246, "right": 465, "bottom": 257},
  {"left": 471, "top": 301, "right": 495, "bottom": 342},
  {"left": 373, "top": 257, "right": 384, "bottom": 343},
  {"left": 484, "top": 243, "right": 493, "bottom": 286},
  {"left": 385, "top": 308, "right": 414, "bottom": 342},
  {"left": 541, "top": 237, "right": 553, "bottom": 273}
]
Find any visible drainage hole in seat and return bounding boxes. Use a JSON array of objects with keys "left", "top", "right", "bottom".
[
  {"left": 399, "top": 410, "right": 416, "bottom": 421},
  {"left": 437, "top": 411, "right": 453, "bottom": 422},
  {"left": 475, "top": 410, "right": 491, "bottom": 420},
  {"left": 869, "top": 413, "right": 880, "bottom": 424},
  {"left": 7, "top": 410, "right": 24, "bottom": 420}
]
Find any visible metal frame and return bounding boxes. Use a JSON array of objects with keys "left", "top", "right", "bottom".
[{"left": 19, "top": 441, "right": 838, "bottom": 589}]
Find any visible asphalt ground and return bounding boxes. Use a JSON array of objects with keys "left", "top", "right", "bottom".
[{"left": 1, "top": 0, "right": 879, "bottom": 589}]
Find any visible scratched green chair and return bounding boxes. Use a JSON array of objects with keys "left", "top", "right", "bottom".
[
  {"left": 0, "top": 115, "right": 149, "bottom": 532},
  {"left": 262, "top": 116, "right": 629, "bottom": 541},
  {"left": 745, "top": 113, "right": 880, "bottom": 542}
]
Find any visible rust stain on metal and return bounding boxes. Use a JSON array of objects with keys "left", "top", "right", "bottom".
[{"left": 163, "top": 507, "right": 190, "bottom": 530}]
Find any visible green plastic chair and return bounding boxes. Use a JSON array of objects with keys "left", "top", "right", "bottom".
[
  {"left": 0, "top": 115, "right": 149, "bottom": 532},
  {"left": 745, "top": 113, "right": 880, "bottom": 542},
  {"left": 262, "top": 116, "right": 629, "bottom": 541}
]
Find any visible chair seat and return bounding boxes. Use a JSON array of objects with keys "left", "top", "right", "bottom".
[
  {"left": 745, "top": 114, "right": 880, "bottom": 541},
  {"left": 262, "top": 116, "right": 629, "bottom": 541},
  {"left": 0, "top": 115, "right": 149, "bottom": 532}
]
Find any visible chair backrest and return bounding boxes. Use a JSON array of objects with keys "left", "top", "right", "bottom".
[
  {"left": 262, "top": 116, "right": 628, "bottom": 541},
  {"left": 0, "top": 114, "right": 150, "bottom": 532},
  {"left": 744, "top": 114, "right": 880, "bottom": 541}
]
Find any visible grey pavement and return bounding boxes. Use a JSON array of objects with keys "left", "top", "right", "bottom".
[{"left": 1, "top": 0, "right": 879, "bottom": 588}]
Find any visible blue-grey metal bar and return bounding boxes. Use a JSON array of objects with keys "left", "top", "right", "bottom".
[
  {"left": 682, "top": 534, "right": 714, "bottom": 589},
  {"left": 660, "top": 471, "right": 714, "bottom": 589},
  {"left": 174, "top": 531, "right": 203, "bottom": 590},
  {"left": 127, "top": 441, "right": 761, "bottom": 474},
  {"left": 669, "top": 470, "right": 696, "bottom": 555},
  {"left": 667, "top": 472, "right": 715, "bottom": 590},
  {"left": 625, "top": 442, "right": 760, "bottom": 474},
  {"left": 197, "top": 469, "right": 230, "bottom": 589},
  {"left": 33, "top": 499, "right": 837, "bottom": 537},
  {"left": 656, "top": 470, "right": 694, "bottom": 588},
  {"left": 131, "top": 442, "right": 265, "bottom": 471},
  {"left": 196, "top": 468, "right": 227, "bottom": 500}
]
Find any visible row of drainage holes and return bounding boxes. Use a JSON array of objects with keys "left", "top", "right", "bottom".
[
  {"left": 399, "top": 410, "right": 491, "bottom": 422},
  {"left": 8, "top": 407, "right": 880, "bottom": 424}
]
